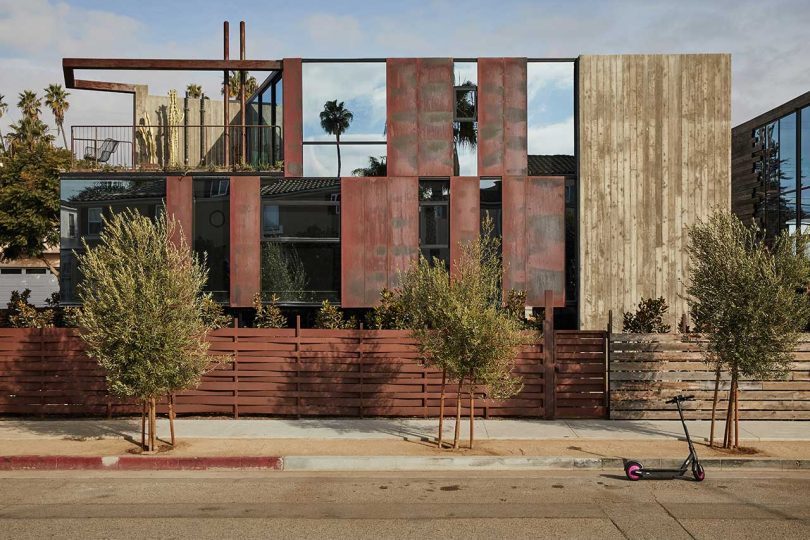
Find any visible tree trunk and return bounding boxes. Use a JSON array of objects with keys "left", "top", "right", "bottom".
[
  {"left": 168, "top": 394, "right": 176, "bottom": 447},
  {"left": 336, "top": 133, "right": 342, "bottom": 177},
  {"left": 0, "top": 127, "right": 6, "bottom": 153},
  {"left": 438, "top": 368, "right": 446, "bottom": 449},
  {"left": 148, "top": 398, "right": 157, "bottom": 452},
  {"left": 709, "top": 364, "right": 721, "bottom": 448},
  {"left": 469, "top": 375, "right": 475, "bottom": 450},
  {"left": 723, "top": 383, "right": 734, "bottom": 449},
  {"left": 60, "top": 122, "right": 69, "bottom": 150},
  {"left": 453, "top": 377, "right": 465, "bottom": 449},
  {"left": 734, "top": 377, "right": 740, "bottom": 449},
  {"left": 40, "top": 255, "right": 59, "bottom": 280},
  {"left": 140, "top": 399, "right": 146, "bottom": 450}
]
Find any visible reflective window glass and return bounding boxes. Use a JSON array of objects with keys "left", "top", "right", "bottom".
[
  {"left": 779, "top": 113, "right": 797, "bottom": 192},
  {"left": 193, "top": 178, "right": 230, "bottom": 301},
  {"left": 527, "top": 61, "right": 575, "bottom": 175}
]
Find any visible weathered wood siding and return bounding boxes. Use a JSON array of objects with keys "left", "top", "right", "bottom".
[
  {"left": 610, "top": 333, "right": 810, "bottom": 420},
  {"left": 578, "top": 54, "right": 731, "bottom": 330}
]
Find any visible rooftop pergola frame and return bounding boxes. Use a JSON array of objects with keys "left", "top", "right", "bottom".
[{"left": 62, "top": 21, "right": 281, "bottom": 167}]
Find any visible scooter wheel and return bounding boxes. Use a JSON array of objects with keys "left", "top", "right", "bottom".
[
  {"left": 692, "top": 463, "right": 705, "bottom": 482},
  {"left": 625, "top": 461, "right": 643, "bottom": 481}
]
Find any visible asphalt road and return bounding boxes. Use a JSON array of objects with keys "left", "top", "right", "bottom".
[{"left": 0, "top": 470, "right": 808, "bottom": 539}]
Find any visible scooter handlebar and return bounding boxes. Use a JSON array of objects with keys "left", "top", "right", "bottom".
[{"left": 666, "top": 395, "right": 696, "bottom": 404}]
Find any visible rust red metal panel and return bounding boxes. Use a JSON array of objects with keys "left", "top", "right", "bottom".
[
  {"left": 502, "top": 175, "right": 527, "bottom": 295},
  {"left": 165, "top": 175, "right": 192, "bottom": 248},
  {"left": 282, "top": 58, "right": 303, "bottom": 177},
  {"left": 340, "top": 178, "right": 365, "bottom": 307},
  {"left": 525, "top": 176, "right": 565, "bottom": 307},
  {"left": 503, "top": 58, "right": 528, "bottom": 176},
  {"left": 387, "top": 176, "right": 419, "bottom": 289},
  {"left": 229, "top": 176, "right": 260, "bottom": 307},
  {"left": 450, "top": 176, "right": 481, "bottom": 276},
  {"left": 386, "top": 59, "right": 418, "bottom": 177},
  {"left": 363, "top": 177, "right": 389, "bottom": 305},
  {"left": 417, "top": 58, "right": 454, "bottom": 176},
  {"left": 477, "top": 59, "right": 505, "bottom": 176}
]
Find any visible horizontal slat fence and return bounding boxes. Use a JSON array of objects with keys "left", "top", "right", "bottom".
[
  {"left": 610, "top": 333, "right": 810, "bottom": 419},
  {"left": 0, "top": 326, "right": 612, "bottom": 418}
]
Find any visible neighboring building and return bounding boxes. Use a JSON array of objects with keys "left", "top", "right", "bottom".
[
  {"left": 732, "top": 91, "right": 810, "bottom": 239},
  {"left": 0, "top": 249, "right": 59, "bottom": 307},
  {"left": 60, "top": 51, "right": 731, "bottom": 329}
]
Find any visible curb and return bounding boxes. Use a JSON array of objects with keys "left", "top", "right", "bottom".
[
  {"left": 1, "top": 455, "right": 809, "bottom": 471},
  {"left": 0, "top": 455, "right": 282, "bottom": 471}
]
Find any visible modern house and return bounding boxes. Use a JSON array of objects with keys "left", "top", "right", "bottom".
[
  {"left": 732, "top": 91, "right": 810, "bottom": 239},
  {"left": 59, "top": 31, "right": 731, "bottom": 329}
]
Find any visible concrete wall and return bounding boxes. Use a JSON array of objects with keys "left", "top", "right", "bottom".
[{"left": 578, "top": 54, "right": 731, "bottom": 330}]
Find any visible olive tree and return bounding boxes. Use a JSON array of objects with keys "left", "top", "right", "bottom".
[
  {"left": 686, "top": 211, "right": 810, "bottom": 449},
  {"left": 77, "top": 208, "right": 227, "bottom": 452},
  {"left": 397, "top": 217, "right": 525, "bottom": 449}
]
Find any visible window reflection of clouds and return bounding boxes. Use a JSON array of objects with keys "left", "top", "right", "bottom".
[
  {"left": 303, "top": 143, "right": 386, "bottom": 177},
  {"left": 527, "top": 62, "right": 574, "bottom": 156},
  {"left": 302, "top": 62, "right": 387, "bottom": 142}
]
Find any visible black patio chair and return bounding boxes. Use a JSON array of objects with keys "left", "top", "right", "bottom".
[{"left": 83, "top": 138, "right": 120, "bottom": 163}]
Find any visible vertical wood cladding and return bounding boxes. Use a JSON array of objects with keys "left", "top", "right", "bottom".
[
  {"left": 449, "top": 176, "right": 481, "bottom": 276},
  {"left": 578, "top": 54, "right": 731, "bottom": 330},
  {"left": 478, "top": 58, "right": 528, "bottom": 177},
  {"left": 341, "top": 177, "right": 419, "bottom": 307},
  {"left": 165, "top": 175, "right": 193, "bottom": 247},
  {"left": 503, "top": 176, "right": 566, "bottom": 307},
  {"left": 282, "top": 58, "right": 303, "bottom": 177},
  {"left": 387, "top": 58, "right": 454, "bottom": 177},
  {"left": 229, "top": 176, "right": 261, "bottom": 307}
]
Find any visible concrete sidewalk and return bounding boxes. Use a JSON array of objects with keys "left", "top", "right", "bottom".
[{"left": 0, "top": 418, "right": 807, "bottom": 442}]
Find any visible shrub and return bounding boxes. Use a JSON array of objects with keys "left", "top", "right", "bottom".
[
  {"left": 622, "top": 296, "right": 671, "bottom": 333},
  {"left": 5, "top": 289, "right": 54, "bottom": 328},
  {"left": 364, "top": 288, "right": 409, "bottom": 330},
  {"left": 200, "top": 293, "right": 231, "bottom": 330},
  {"left": 253, "top": 293, "right": 286, "bottom": 328},
  {"left": 315, "top": 300, "right": 356, "bottom": 329}
]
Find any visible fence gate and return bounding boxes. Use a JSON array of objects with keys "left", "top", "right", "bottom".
[{"left": 549, "top": 330, "right": 609, "bottom": 419}]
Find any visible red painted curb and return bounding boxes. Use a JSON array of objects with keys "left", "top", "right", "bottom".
[{"left": 0, "top": 455, "right": 283, "bottom": 471}]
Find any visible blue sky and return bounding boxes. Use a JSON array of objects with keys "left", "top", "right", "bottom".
[{"left": 2, "top": 0, "right": 810, "bottom": 163}]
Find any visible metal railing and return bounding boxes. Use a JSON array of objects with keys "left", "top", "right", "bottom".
[{"left": 70, "top": 124, "right": 283, "bottom": 172}]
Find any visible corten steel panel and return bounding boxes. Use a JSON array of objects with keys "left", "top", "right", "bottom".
[
  {"left": 502, "top": 176, "right": 527, "bottom": 295},
  {"left": 387, "top": 59, "right": 419, "bottom": 177},
  {"left": 417, "top": 58, "right": 454, "bottom": 176},
  {"left": 525, "top": 176, "right": 565, "bottom": 307},
  {"left": 477, "top": 59, "right": 505, "bottom": 176},
  {"left": 363, "top": 177, "right": 389, "bottom": 304},
  {"left": 503, "top": 58, "right": 528, "bottom": 176},
  {"left": 229, "top": 176, "right": 261, "bottom": 307},
  {"left": 341, "top": 178, "right": 366, "bottom": 307},
  {"left": 165, "top": 175, "right": 193, "bottom": 248},
  {"left": 282, "top": 58, "right": 303, "bottom": 177},
  {"left": 387, "top": 176, "right": 419, "bottom": 288},
  {"left": 450, "top": 176, "right": 481, "bottom": 276}
]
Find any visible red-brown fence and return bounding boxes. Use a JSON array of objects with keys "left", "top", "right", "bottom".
[{"left": 0, "top": 327, "right": 608, "bottom": 419}]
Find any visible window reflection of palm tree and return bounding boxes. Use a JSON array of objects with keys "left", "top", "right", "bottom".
[
  {"left": 454, "top": 81, "right": 477, "bottom": 176},
  {"left": 319, "top": 100, "right": 353, "bottom": 177},
  {"left": 352, "top": 156, "right": 386, "bottom": 176}
]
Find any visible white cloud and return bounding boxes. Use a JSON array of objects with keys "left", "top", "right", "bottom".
[{"left": 528, "top": 116, "right": 575, "bottom": 156}]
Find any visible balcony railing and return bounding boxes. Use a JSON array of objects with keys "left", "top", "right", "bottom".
[{"left": 70, "top": 124, "right": 283, "bottom": 173}]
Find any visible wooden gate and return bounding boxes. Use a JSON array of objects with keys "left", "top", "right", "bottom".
[{"left": 549, "top": 330, "right": 609, "bottom": 419}]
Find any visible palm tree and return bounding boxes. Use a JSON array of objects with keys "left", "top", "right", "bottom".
[
  {"left": 7, "top": 117, "right": 53, "bottom": 151},
  {"left": 186, "top": 84, "right": 203, "bottom": 99},
  {"left": 17, "top": 90, "right": 41, "bottom": 120},
  {"left": 222, "top": 71, "right": 257, "bottom": 98},
  {"left": 319, "top": 100, "right": 353, "bottom": 177},
  {"left": 44, "top": 84, "right": 70, "bottom": 149},
  {"left": 0, "top": 94, "right": 7, "bottom": 153},
  {"left": 352, "top": 156, "right": 386, "bottom": 176}
]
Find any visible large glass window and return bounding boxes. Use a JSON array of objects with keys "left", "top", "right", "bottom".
[
  {"left": 779, "top": 113, "right": 797, "bottom": 192},
  {"left": 245, "top": 72, "right": 283, "bottom": 168},
  {"left": 802, "top": 107, "right": 810, "bottom": 190},
  {"left": 59, "top": 177, "right": 166, "bottom": 303},
  {"left": 527, "top": 61, "right": 575, "bottom": 175},
  {"left": 193, "top": 178, "right": 230, "bottom": 301},
  {"left": 480, "top": 177, "right": 502, "bottom": 237},
  {"left": 260, "top": 177, "right": 341, "bottom": 303},
  {"left": 419, "top": 179, "right": 450, "bottom": 268},
  {"left": 302, "top": 62, "right": 386, "bottom": 177},
  {"left": 454, "top": 61, "right": 478, "bottom": 176}
]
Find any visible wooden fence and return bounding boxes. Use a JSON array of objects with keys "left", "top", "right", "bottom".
[
  {"left": 610, "top": 333, "right": 810, "bottom": 420},
  {"left": 0, "top": 327, "right": 609, "bottom": 419}
]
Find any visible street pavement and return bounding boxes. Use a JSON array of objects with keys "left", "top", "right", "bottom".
[
  {"left": 2, "top": 417, "right": 808, "bottom": 442},
  {"left": 0, "top": 469, "right": 808, "bottom": 539}
]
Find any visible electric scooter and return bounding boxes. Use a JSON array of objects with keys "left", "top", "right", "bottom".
[{"left": 624, "top": 394, "right": 705, "bottom": 482}]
